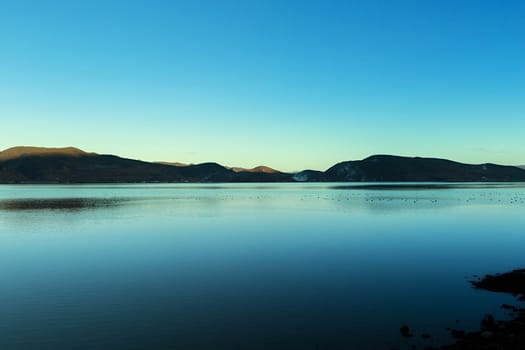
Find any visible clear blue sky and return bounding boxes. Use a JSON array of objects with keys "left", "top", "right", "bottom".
[{"left": 1, "top": 0, "right": 524, "bottom": 171}]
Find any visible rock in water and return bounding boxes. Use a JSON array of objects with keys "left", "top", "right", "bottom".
[
  {"left": 481, "top": 314, "right": 495, "bottom": 330},
  {"left": 400, "top": 325, "right": 412, "bottom": 338}
]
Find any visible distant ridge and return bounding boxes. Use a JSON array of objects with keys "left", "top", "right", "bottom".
[
  {"left": 156, "top": 162, "right": 280, "bottom": 174},
  {"left": 1, "top": 147, "right": 525, "bottom": 183},
  {"left": 230, "top": 166, "right": 280, "bottom": 174}
]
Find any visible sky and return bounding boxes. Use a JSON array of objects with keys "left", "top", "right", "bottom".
[{"left": 1, "top": 0, "right": 524, "bottom": 171}]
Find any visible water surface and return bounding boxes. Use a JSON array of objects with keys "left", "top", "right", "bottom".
[{"left": 1, "top": 183, "right": 525, "bottom": 349}]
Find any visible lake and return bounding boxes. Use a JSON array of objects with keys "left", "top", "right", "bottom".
[{"left": 1, "top": 183, "right": 524, "bottom": 349}]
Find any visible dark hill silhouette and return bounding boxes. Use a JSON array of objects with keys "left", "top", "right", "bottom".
[
  {"left": 0, "top": 147, "right": 292, "bottom": 183},
  {"left": 1, "top": 147, "right": 525, "bottom": 183},
  {"left": 325, "top": 155, "right": 525, "bottom": 182}
]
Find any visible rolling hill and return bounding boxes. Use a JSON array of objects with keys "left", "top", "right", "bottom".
[
  {"left": 324, "top": 155, "right": 525, "bottom": 182},
  {"left": 1, "top": 147, "right": 525, "bottom": 183},
  {"left": 0, "top": 147, "right": 292, "bottom": 183}
]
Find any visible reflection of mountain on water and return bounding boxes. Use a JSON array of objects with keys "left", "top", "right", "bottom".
[{"left": 0, "top": 198, "right": 127, "bottom": 211}]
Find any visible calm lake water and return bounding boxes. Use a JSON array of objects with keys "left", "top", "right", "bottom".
[{"left": 1, "top": 183, "right": 525, "bottom": 350}]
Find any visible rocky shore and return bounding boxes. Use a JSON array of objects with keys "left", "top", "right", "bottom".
[{"left": 407, "top": 269, "right": 525, "bottom": 349}]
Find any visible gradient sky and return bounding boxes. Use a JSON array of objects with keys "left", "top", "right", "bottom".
[{"left": 1, "top": 0, "right": 524, "bottom": 171}]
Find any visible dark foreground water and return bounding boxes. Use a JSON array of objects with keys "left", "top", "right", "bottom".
[{"left": 1, "top": 183, "right": 524, "bottom": 350}]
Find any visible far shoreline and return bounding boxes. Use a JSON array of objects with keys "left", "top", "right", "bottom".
[{"left": 2, "top": 181, "right": 525, "bottom": 185}]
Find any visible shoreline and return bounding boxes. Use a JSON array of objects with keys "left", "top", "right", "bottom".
[{"left": 429, "top": 269, "right": 525, "bottom": 349}]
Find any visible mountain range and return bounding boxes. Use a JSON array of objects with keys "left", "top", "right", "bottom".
[{"left": 1, "top": 146, "right": 525, "bottom": 183}]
